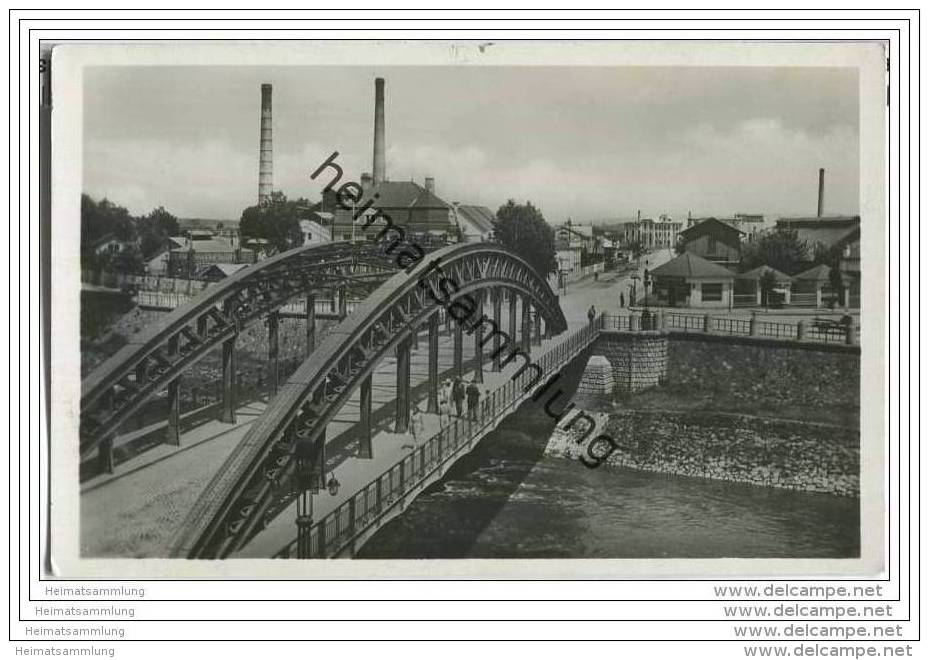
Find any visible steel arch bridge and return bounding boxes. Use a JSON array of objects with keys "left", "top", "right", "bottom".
[
  {"left": 168, "top": 243, "right": 568, "bottom": 559},
  {"left": 80, "top": 239, "right": 432, "bottom": 471}
]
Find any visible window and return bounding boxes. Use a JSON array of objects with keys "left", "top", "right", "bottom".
[{"left": 701, "top": 283, "right": 723, "bottom": 302}]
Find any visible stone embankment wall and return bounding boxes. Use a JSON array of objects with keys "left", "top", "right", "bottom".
[
  {"left": 595, "top": 410, "right": 859, "bottom": 497},
  {"left": 569, "top": 332, "right": 861, "bottom": 496},
  {"left": 666, "top": 334, "right": 860, "bottom": 412},
  {"left": 594, "top": 332, "right": 668, "bottom": 393}
]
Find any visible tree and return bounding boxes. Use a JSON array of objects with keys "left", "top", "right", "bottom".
[
  {"left": 81, "top": 194, "right": 135, "bottom": 251},
  {"left": 758, "top": 269, "right": 778, "bottom": 308},
  {"left": 138, "top": 206, "right": 180, "bottom": 259},
  {"left": 813, "top": 242, "right": 847, "bottom": 307},
  {"left": 492, "top": 200, "right": 558, "bottom": 277},
  {"left": 739, "top": 229, "right": 810, "bottom": 275},
  {"left": 239, "top": 191, "right": 306, "bottom": 254}
]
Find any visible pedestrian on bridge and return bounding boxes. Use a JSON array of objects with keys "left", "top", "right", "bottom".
[
  {"left": 438, "top": 379, "right": 451, "bottom": 426},
  {"left": 452, "top": 377, "right": 466, "bottom": 417},
  {"left": 466, "top": 380, "right": 480, "bottom": 421},
  {"left": 409, "top": 406, "right": 425, "bottom": 447}
]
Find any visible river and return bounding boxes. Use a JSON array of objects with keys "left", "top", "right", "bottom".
[{"left": 357, "top": 354, "right": 860, "bottom": 560}]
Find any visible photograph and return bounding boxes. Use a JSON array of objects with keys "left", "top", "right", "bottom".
[{"left": 54, "top": 40, "right": 884, "bottom": 574}]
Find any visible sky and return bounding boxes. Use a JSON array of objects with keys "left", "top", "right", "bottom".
[{"left": 83, "top": 65, "right": 860, "bottom": 224}]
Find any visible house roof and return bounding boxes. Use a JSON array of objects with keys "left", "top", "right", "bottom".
[
  {"left": 201, "top": 263, "right": 248, "bottom": 277},
  {"left": 775, "top": 216, "right": 860, "bottom": 249},
  {"left": 679, "top": 217, "right": 745, "bottom": 239},
  {"left": 170, "top": 238, "right": 238, "bottom": 253},
  {"left": 792, "top": 264, "right": 832, "bottom": 282},
  {"left": 650, "top": 252, "right": 735, "bottom": 280},
  {"left": 736, "top": 265, "right": 793, "bottom": 282},
  {"left": 179, "top": 218, "right": 238, "bottom": 231},
  {"left": 89, "top": 233, "right": 118, "bottom": 249},
  {"left": 455, "top": 205, "right": 496, "bottom": 234},
  {"left": 359, "top": 181, "right": 452, "bottom": 210}
]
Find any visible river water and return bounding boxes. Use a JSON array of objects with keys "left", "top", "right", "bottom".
[{"left": 358, "top": 355, "right": 860, "bottom": 560}]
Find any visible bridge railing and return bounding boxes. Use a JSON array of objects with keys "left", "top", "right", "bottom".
[
  {"left": 272, "top": 321, "right": 601, "bottom": 559},
  {"left": 602, "top": 312, "right": 857, "bottom": 346}
]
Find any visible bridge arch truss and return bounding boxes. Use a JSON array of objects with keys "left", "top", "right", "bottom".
[
  {"left": 79, "top": 240, "right": 418, "bottom": 467},
  {"left": 169, "top": 243, "right": 567, "bottom": 558}
]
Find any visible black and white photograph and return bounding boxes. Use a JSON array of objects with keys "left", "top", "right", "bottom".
[{"left": 51, "top": 40, "right": 886, "bottom": 575}]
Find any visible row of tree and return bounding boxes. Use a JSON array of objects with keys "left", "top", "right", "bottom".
[
  {"left": 81, "top": 194, "right": 180, "bottom": 274},
  {"left": 81, "top": 190, "right": 562, "bottom": 280}
]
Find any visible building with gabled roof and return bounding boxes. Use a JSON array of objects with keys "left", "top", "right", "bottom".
[
  {"left": 649, "top": 252, "right": 736, "bottom": 308},
  {"left": 454, "top": 204, "right": 496, "bottom": 240},
  {"left": 325, "top": 178, "right": 458, "bottom": 241},
  {"left": 678, "top": 217, "right": 744, "bottom": 269},
  {"left": 735, "top": 265, "right": 794, "bottom": 306}
]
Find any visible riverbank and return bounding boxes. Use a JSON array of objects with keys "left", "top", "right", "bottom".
[{"left": 545, "top": 409, "right": 859, "bottom": 497}]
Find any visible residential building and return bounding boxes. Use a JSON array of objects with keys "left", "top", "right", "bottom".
[
  {"left": 555, "top": 221, "right": 603, "bottom": 276},
  {"left": 166, "top": 235, "right": 257, "bottom": 278},
  {"left": 179, "top": 218, "right": 239, "bottom": 242},
  {"left": 649, "top": 252, "right": 736, "bottom": 308},
  {"left": 616, "top": 214, "right": 682, "bottom": 250},
  {"left": 300, "top": 212, "right": 333, "bottom": 246},
  {"left": 453, "top": 204, "right": 496, "bottom": 241},
  {"left": 145, "top": 236, "right": 187, "bottom": 275},
  {"left": 686, "top": 213, "right": 765, "bottom": 241},
  {"left": 199, "top": 263, "right": 249, "bottom": 282},
  {"left": 324, "top": 176, "right": 460, "bottom": 242},
  {"left": 90, "top": 233, "right": 136, "bottom": 256},
  {"left": 791, "top": 263, "right": 853, "bottom": 308},
  {"left": 734, "top": 265, "right": 793, "bottom": 307},
  {"left": 678, "top": 217, "right": 744, "bottom": 269},
  {"left": 775, "top": 215, "right": 861, "bottom": 305}
]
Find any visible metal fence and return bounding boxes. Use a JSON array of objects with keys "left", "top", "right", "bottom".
[
  {"left": 665, "top": 313, "right": 705, "bottom": 332},
  {"left": 273, "top": 320, "right": 601, "bottom": 559},
  {"left": 790, "top": 293, "right": 817, "bottom": 307},
  {"left": 602, "top": 313, "right": 854, "bottom": 346},
  {"left": 732, "top": 294, "right": 757, "bottom": 308}
]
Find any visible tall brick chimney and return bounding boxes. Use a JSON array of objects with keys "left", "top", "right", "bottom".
[
  {"left": 817, "top": 168, "right": 825, "bottom": 217},
  {"left": 258, "top": 83, "right": 273, "bottom": 205},
  {"left": 373, "top": 77, "right": 386, "bottom": 185}
]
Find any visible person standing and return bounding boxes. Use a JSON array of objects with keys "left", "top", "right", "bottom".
[
  {"left": 410, "top": 406, "right": 425, "bottom": 447},
  {"left": 620, "top": 292, "right": 625, "bottom": 308},
  {"left": 443, "top": 379, "right": 455, "bottom": 421},
  {"left": 466, "top": 380, "right": 480, "bottom": 421},
  {"left": 437, "top": 381, "right": 449, "bottom": 426},
  {"left": 587, "top": 304, "right": 597, "bottom": 326},
  {"left": 452, "top": 377, "right": 465, "bottom": 417}
]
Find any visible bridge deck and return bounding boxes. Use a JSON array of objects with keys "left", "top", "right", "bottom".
[
  {"left": 80, "top": 299, "right": 571, "bottom": 557},
  {"left": 236, "top": 322, "right": 599, "bottom": 558},
  {"left": 80, "top": 265, "right": 648, "bottom": 558}
]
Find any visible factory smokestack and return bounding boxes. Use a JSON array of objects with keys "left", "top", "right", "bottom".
[
  {"left": 817, "top": 167, "right": 825, "bottom": 217},
  {"left": 373, "top": 77, "right": 386, "bottom": 185},
  {"left": 258, "top": 83, "right": 273, "bottom": 205}
]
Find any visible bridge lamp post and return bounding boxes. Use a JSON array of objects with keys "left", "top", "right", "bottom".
[
  {"left": 295, "top": 487, "right": 314, "bottom": 560},
  {"left": 326, "top": 472, "right": 340, "bottom": 496}
]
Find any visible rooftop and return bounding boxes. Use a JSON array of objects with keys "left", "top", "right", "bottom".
[
  {"left": 736, "top": 265, "right": 793, "bottom": 283},
  {"left": 679, "top": 217, "right": 745, "bottom": 239},
  {"left": 650, "top": 252, "right": 735, "bottom": 280},
  {"left": 455, "top": 205, "right": 496, "bottom": 234},
  {"left": 359, "top": 180, "right": 452, "bottom": 210},
  {"left": 170, "top": 238, "right": 239, "bottom": 253}
]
